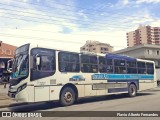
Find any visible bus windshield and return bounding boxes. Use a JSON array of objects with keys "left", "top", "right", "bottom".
[
  {"left": 12, "top": 53, "right": 28, "bottom": 79},
  {"left": 10, "top": 44, "right": 30, "bottom": 79}
]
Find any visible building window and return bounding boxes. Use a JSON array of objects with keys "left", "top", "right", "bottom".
[
  {"left": 101, "top": 47, "right": 108, "bottom": 51},
  {"left": 104, "top": 48, "right": 108, "bottom": 51},
  {"left": 93, "top": 48, "right": 96, "bottom": 50},
  {"left": 157, "top": 51, "right": 159, "bottom": 55},
  {"left": 147, "top": 50, "right": 152, "bottom": 55}
]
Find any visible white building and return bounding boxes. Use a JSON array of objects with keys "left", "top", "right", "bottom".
[
  {"left": 113, "top": 44, "right": 160, "bottom": 68},
  {"left": 80, "top": 40, "right": 113, "bottom": 54}
]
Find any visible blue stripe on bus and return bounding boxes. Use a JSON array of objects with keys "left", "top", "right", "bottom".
[{"left": 92, "top": 74, "right": 154, "bottom": 80}]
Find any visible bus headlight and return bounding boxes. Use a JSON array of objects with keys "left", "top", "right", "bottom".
[{"left": 17, "top": 83, "right": 27, "bottom": 93}]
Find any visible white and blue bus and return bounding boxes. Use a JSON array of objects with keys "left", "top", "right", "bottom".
[{"left": 8, "top": 44, "right": 157, "bottom": 106}]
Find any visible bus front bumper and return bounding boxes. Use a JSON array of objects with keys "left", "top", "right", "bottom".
[
  {"left": 8, "top": 91, "right": 16, "bottom": 98},
  {"left": 8, "top": 90, "right": 28, "bottom": 102}
]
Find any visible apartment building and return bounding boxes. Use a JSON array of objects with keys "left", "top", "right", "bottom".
[
  {"left": 127, "top": 25, "right": 160, "bottom": 47},
  {"left": 80, "top": 40, "right": 113, "bottom": 54}
]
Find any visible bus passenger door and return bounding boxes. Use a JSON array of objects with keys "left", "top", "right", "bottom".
[{"left": 30, "top": 48, "right": 56, "bottom": 102}]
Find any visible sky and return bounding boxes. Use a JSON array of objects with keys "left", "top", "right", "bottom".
[{"left": 0, "top": 0, "right": 160, "bottom": 52}]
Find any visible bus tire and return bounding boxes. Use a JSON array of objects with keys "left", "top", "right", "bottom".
[
  {"left": 157, "top": 81, "right": 160, "bottom": 86},
  {"left": 60, "top": 87, "right": 75, "bottom": 106},
  {"left": 128, "top": 84, "right": 137, "bottom": 97}
]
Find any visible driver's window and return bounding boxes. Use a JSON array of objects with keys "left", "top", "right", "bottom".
[
  {"left": 30, "top": 48, "right": 56, "bottom": 81},
  {"left": 38, "top": 56, "right": 55, "bottom": 72},
  {"left": 19, "top": 55, "right": 28, "bottom": 75}
]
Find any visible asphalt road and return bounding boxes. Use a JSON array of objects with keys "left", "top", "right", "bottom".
[{"left": 0, "top": 87, "right": 160, "bottom": 120}]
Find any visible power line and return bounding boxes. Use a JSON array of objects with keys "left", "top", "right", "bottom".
[
  {"left": 0, "top": 6, "right": 136, "bottom": 29},
  {"left": 0, "top": 1, "right": 135, "bottom": 49},
  {"left": 0, "top": 32, "right": 82, "bottom": 44},
  {"left": 0, "top": 27, "right": 125, "bottom": 37},
  {"left": 0, "top": 33, "right": 127, "bottom": 48},
  {"left": 0, "top": 1, "right": 154, "bottom": 23},
  {"left": 0, "top": 13, "right": 134, "bottom": 31},
  {"left": 0, "top": 1, "right": 153, "bottom": 32},
  {"left": 7, "top": 0, "right": 117, "bottom": 15},
  {"left": 10, "top": 0, "right": 154, "bottom": 20}
]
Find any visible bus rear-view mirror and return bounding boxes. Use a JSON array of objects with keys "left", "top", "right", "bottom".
[
  {"left": 36, "top": 54, "right": 41, "bottom": 66},
  {"left": 7, "top": 59, "right": 13, "bottom": 73}
]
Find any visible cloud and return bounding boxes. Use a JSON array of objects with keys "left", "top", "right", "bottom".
[
  {"left": 122, "top": 0, "right": 129, "bottom": 5},
  {"left": 77, "top": 10, "right": 89, "bottom": 21},
  {"left": 136, "top": 0, "right": 160, "bottom": 4},
  {"left": 0, "top": 22, "right": 127, "bottom": 52},
  {"left": 0, "top": 0, "right": 160, "bottom": 53},
  {"left": 150, "top": 19, "right": 160, "bottom": 26},
  {"left": 114, "top": 0, "right": 130, "bottom": 8},
  {"left": 120, "top": 8, "right": 154, "bottom": 28}
]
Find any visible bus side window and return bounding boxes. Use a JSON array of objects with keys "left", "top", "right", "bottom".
[
  {"left": 81, "top": 64, "right": 90, "bottom": 72},
  {"left": 91, "top": 65, "right": 98, "bottom": 73},
  {"left": 30, "top": 48, "right": 56, "bottom": 81},
  {"left": 99, "top": 57, "right": 106, "bottom": 73},
  {"left": 106, "top": 65, "right": 113, "bottom": 73},
  {"left": 113, "top": 59, "right": 126, "bottom": 74},
  {"left": 126, "top": 61, "right": 137, "bottom": 74},
  {"left": 38, "top": 56, "right": 55, "bottom": 72},
  {"left": 60, "top": 62, "right": 67, "bottom": 72},
  {"left": 106, "top": 59, "right": 113, "bottom": 73},
  {"left": 59, "top": 52, "right": 80, "bottom": 72},
  {"left": 137, "top": 61, "right": 146, "bottom": 74},
  {"left": 81, "top": 55, "right": 98, "bottom": 73},
  {"left": 146, "top": 62, "right": 154, "bottom": 74}
]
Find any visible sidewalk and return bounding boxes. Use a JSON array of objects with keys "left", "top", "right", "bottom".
[{"left": 0, "top": 84, "right": 15, "bottom": 108}]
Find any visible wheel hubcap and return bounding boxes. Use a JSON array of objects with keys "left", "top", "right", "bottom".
[
  {"left": 64, "top": 92, "right": 72, "bottom": 102},
  {"left": 131, "top": 87, "right": 135, "bottom": 95}
]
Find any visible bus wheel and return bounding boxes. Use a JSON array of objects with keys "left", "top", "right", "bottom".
[
  {"left": 60, "top": 87, "right": 75, "bottom": 106},
  {"left": 128, "top": 84, "right": 137, "bottom": 97},
  {"left": 157, "top": 81, "right": 160, "bottom": 86}
]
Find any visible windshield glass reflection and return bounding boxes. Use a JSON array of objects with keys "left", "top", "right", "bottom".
[{"left": 12, "top": 54, "right": 28, "bottom": 79}]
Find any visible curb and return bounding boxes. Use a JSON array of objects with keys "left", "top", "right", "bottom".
[
  {"left": 0, "top": 104, "right": 10, "bottom": 109},
  {"left": 0, "top": 98, "right": 15, "bottom": 109},
  {"left": 0, "top": 102, "right": 30, "bottom": 109},
  {"left": 0, "top": 98, "right": 10, "bottom": 100}
]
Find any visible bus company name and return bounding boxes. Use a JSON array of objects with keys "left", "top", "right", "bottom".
[
  {"left": 69, "top": 75, "right": 85, "bottom": 81},
  {"left": 0, "top": 48, "right": 15, "bottom": 56},
  {"left": 92, "top": 74, "right": 108, "bottom": 80}
]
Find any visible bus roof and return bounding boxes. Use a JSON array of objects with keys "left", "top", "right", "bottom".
[{"left": 106, "top": 53, "right": 136, "bottom": 61}]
